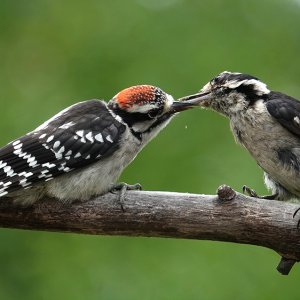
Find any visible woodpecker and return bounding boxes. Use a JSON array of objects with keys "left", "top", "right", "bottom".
[
  {"left": 0, "top": 85, "right": 196, "bottom": 205},
  {"left": 181, "top": 71, "right": 300, "bottom": 207}
]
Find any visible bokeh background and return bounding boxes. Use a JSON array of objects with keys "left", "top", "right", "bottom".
[{"left": 0, "top": 0, "right": 300, "bottom": 299}]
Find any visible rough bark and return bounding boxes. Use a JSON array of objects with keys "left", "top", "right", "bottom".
[{"left": 0, "top": 185, "right": 299, "bottom": 275}]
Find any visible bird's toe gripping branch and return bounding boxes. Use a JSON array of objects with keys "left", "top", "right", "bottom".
[
  {"left": 293, "top": 207, "right": 300, "bottom": 229},
  {"left": 110, "top": 182, "right": 142, "bottom": 211},
  {"left": 242, "top": 185, "right": 278, "bottom": 200},
  {"left": 218, "top": 184, "right": 299, "bottom": 275}
]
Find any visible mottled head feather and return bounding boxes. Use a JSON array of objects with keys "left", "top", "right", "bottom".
[
  {"left": 115, "top": 85, "right": 164, "bottom": 109},
  {"left": 204, "top": 71, "right": 270, "bottom": 97}
]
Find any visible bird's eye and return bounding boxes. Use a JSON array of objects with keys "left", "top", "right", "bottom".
[
  {"left": 221, "top": 87, "right": 231, "bottom": 94},
  {"left": 147, "top": 107, "right": 164, "bottom": 119}
]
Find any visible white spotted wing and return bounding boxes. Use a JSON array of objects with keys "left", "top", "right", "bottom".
[{"left": 0, "top": 100, "right": 126, "bottom": 196}]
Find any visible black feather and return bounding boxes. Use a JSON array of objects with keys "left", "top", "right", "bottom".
[
  {"left": 266, "top": 92, "right": 300, "bottom": 137},
  {"left": 0, "top": 99, "right": 126, "bottom": 196}
]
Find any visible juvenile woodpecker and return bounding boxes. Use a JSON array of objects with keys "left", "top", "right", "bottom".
[
  {"left": 0, "top": 85, "right": 196, "bottom": 205},
  {"left": 181, "top": 71, "right": 300, "bottom": 205}
]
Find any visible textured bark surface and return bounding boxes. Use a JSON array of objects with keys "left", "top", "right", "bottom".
[{"left": 0, "top": 185, "right": 299, "bottom": 274}]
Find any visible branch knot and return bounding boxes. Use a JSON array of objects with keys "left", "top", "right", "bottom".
[{"left": 217, "top": 184, "right": 236, "bottom": 201}]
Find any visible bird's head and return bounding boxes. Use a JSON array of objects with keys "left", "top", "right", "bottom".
[
  {"left": 108, "top": 85, "right": 197, "bottom": 133},
  {"left": 180, "top": 71, "right": 271, "bottom": 117}
]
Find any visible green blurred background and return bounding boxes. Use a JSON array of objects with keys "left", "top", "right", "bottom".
[{"left": 0, "top": 0, "right": 300, "bottom": 299}]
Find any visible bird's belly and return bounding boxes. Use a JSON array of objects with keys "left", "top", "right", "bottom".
[
  {"left": 45, "top": 139, "right": 141, "bottom": 203},
  {"left": 233, "top": 123, "right": 300, "bottom": 197}
]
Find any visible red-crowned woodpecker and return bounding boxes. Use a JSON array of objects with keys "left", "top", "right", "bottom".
[{"left": 0, "top": 85, "right": 197, "bottom": 205}]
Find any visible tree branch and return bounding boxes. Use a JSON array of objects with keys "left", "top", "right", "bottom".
[{"left": 0, "top": 185, "right": 299, "bottom": 275}]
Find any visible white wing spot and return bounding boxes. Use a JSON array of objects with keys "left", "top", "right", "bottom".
[
  {"left": 13, "top": 149, "right": 22, "bottom": 155},
  {"left": 3, "top": 165, "right": 16, "bottom": 178},
  {"left": 53, "top": 141, "right": 61, "bottom": 149},
  {"left": 106, "top": 135, "right": 113, "bottom": 143},
  {"left": 74, "top": 152, "right": 81, "bottom": 158},
  {"left": 19, "top": 171, "right": 34, "bottom": 178},
  {"left": 0, "top": 191, "right": 8, "bottom": 197},
  {"left": 59, "top": 122, "right": 74, "bottom": 129},
  {"left": 76, "top": 130, "right": 84, "bottom": 137},
  {"left": 55, "top": 153, "right": 63, "bottom": 159},
  {"left": 46, "top": 135, "right": 54, "bottom": 143},
  {"left": 65, "top": 150, "right": 72, "bottom": 156},
  {"left": 20, "top": 178, "right": 28, "bottom": 184},
  {"left": 294, "top": 116, "right": 300, "bottom": 126},
  {"left": 85, "top": 132, "right": 94, "bottom": 143},
  {"left": 58, "top": 163, "right": 67, "bottom": 171},
  {"left": 14, "top": 143, "right": 23, "bottom": 150},
  {"left": 12, "top": 140, "right": 21, "bottom": 146},
  {"left": 29, "top": 160, "right": 38, "bottom": 167},
  {"left": 95, "top": 133, "right": 103, "bottom": 143},
  {"left": 3, "top": 166, "right": 11, "bottom": 173},
  {"left": 38, "top": 173, "right": 47, "bottom": 179},
  {"left": 58, "top": 146, "right": 65, "bottom": 154},
  {"left": 39, "top": 133, "right": 47, "bottom": 139},
  {"left": 42, "top": 162, "right": 56, "bottom": 168},
  {"left": 0, "top": 161, "right": 7, "bottom": 168}
]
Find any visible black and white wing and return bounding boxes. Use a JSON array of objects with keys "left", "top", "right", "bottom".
[
  {"left": 266, "top": 92, "right": 300, "bottom": 137},
  {"left": 0, "top": 99, "right": 127, "bottom": 196}
]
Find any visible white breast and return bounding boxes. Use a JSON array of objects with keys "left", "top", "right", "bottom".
[{"left": 45, "top": 127, "right": 141, "bottom": 203}]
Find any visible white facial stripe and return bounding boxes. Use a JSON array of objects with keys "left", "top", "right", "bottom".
[
  {"left": 242, "top": 79, "right": 270, "bottom": 95},
  {"left": 224, "top": 80, "right": 247, "bottom": 89},
  {"left": 164, "top": 94, "right": 174, "bottom": 112},
  {"left": 223, "top": 79, "right": 270, "bottom": 95},
  {"left": 128, "top": 103, "right": 158, "bottom": 113}
]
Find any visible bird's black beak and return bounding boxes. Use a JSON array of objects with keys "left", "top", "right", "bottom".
[
  {"left": 169, "top": 99, "right": 200, "bottom": 114},
  {"left": 177, "top": 91, "right": 212, "bottom": 107}
]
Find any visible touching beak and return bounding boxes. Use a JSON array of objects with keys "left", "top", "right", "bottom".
[
  {"left": 169, "top": 100, "right": 199, "bottom": 113},
  {"left": 168, "top": 91, "right": 212, "bottom": 114},
  {"left": 177, "top": 91, "right": 212, "bottom": 107}
]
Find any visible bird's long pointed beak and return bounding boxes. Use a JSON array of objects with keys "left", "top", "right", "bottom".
[
  {"left": 168, "top": 91, "right": 212, "bottom": 114},
  {"left": 169, "top": 100, "right": 199, "bottom": 113},
  {"left": 177, "top": 91, "right": 212, "bottom": 106}
]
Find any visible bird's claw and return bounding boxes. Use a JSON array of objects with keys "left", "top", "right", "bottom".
[
  {"left": 242, "top": 185, "right": 259, "bottom": 198},
  {"left": 293, "top": 207, "right": 300, "bottom": 229},
  {"left": 110, "top": 182, "right": 142, "bottom": 211},
  {"left": 242, "top": 185, "right": 278, "bottom": 200}
]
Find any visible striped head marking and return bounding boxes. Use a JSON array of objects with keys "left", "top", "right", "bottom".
[{"left": 109, "top": 85, "right": 174, "bottom": 116}]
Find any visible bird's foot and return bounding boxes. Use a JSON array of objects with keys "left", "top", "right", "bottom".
[
  {"left": 242, "top": 185, "right": 278, "bottom": 200},
  {"left": 110, "top": 182, "right": 142, "bottom": 211},
  {"left": 293, "top": 207, "right": 300, "bottom": 229}
]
